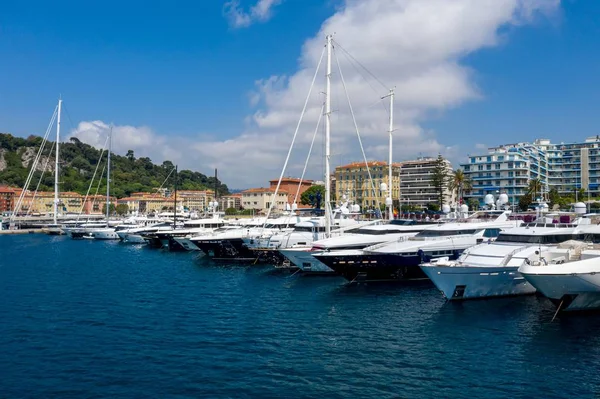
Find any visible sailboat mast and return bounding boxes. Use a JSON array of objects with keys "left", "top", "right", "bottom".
[
  {"left": 387, "top": 88, "right": 394, "bottom": 221},
  {"left": 173, "top": 165, "right": 178, "bottom": 227},
  {"left": 325, "top": 34, "right": 332, "bottom": 238},
  {"left": 106, "top": 126, "right": 112, "bottom": 221},
  {"left": 54, "top": 98, "right": 62, "bottom": 225},
  {"left": 214, "top": 168, "right": 218, "bottom": 214}
]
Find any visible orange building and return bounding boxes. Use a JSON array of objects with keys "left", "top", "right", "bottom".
[
  {"left": 269, "top": 177, "right": 314, "bottom": 209},
  {"left": 0, "top": 186, "right": 16, "bottom": 213}
]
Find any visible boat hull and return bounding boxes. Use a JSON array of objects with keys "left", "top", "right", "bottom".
[
  {"left": 520, "top": 272, "right": 600, "bottom": 312},
  {"left": 195, "top": 238, "right": 257, "bottom": 261},
  {"left": 313, "top": 253, "right": 432, "bottom": 283},
  {"left": 279, "top": 249, "right": 335, "bottom": 274},
  {"left": 420, "top": 265, "right": 536, "bottom": 300}
]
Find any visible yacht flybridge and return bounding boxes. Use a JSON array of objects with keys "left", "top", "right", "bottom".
[
  {"left": 420, "top": 216, "right": 589, "bottom": 300},
  {"left": 314, "top": 211, "right": 521, "bottom": 283}
]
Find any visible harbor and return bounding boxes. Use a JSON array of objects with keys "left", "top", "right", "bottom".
[{"left": 1, "top": 233, "right": 599, "bottom": 398}]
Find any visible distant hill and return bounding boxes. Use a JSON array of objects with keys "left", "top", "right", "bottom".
[{"left": 0, "top": 133, "right": 229, "bottom": 198}]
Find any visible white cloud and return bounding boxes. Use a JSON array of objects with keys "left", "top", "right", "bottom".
[
  {"left": 224, "top": 0, "right": 283, "bottom": 28},
  {"left": 71, "top": 0, "right": 561, "bottom": 189}
]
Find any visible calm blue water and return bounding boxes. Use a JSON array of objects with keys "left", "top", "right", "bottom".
[{"left": 1, "top": 235, "right": 600, "bottom": 398}]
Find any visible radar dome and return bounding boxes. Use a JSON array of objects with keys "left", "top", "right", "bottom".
[
  {"left": 380, "top": 183, "right": 388, "bottom": 192},
  {"left": 484, "top": 194, "right": 495, "bottom": 205},
  {"left": 498, "top": 193, "right": 509, "bottom": 205},
  {"left": 352, "top": 204, "right": 360, "bottom": 213},
  {"left": 460, "top": 204, "right": 469, "bottom": 213},
  {"left": 575, "top": 202, "right": 586, "bottom": 214},
  {"left": 385, "top": 197, "right": 392, "bottom": 206},
  {"left": 442, "top": 204, "right": 451, "bottom": 214},
  {"left": 291, "top": 203, "right": 298, "bottom": 211}
]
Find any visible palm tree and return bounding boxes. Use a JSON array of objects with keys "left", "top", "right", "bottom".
[
  {"left": 448, "top": 169, "right": 473, "bottom": 204},
  {"left": 526, "top": 178, "right": 543, "bottom": 200}
]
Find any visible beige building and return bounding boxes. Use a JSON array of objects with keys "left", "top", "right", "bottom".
[
  {"left": 241, "top": 187, "right": 289, "bottom": 213},
  {"left": 12, "top": 190, "right": 115, "bottom": 215},
  {"left": 219, "top": 193, "right": 242, "bottom": 210},
  {"left": 400, "top": 157, "right": 454, "bottom": 209},
  {"left": 334, "top": 161, "right": 401, "bottom": 210}
]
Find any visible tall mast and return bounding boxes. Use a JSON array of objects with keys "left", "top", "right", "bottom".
[
  {"left": 214, "top": 168, "right": 218, "bottom": 214},
  {"left": 325, "top": 34, "right": 332, "bottom": 238},
  {"left": 387, "top": 88, "right": 394, "bottom": 221},
  {"left": 106, "top": 125, "right": 112, "bottom": 221},
  {"left": 174, "top": 165, "right": 178, "bottom": 227},
  {"left": 53, "top": 98, "right": 62, "bottom": 225}
]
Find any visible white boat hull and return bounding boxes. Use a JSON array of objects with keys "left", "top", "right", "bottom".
[
  {"left": 420, "top": 264, "right": 536, "bottom": 300},
  {"left": 520, "top": 269, "right": 600, "bottom": 311},
  {"left": 120, "top": 233, "right": 147, "bottom": 244}
]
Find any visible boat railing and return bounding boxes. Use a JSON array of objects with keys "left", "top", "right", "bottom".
[{"left": 500, "top": 245, "right": 537, "bottom": 266}]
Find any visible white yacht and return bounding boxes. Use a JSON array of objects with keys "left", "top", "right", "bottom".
[
  {"left": 519, "top": 225, "right": 600, "bottom": 311},
  {"left": 313, "top": 211, "right": 521, "bottom": 283},
  {"left": 279, "top": 219, "right": 434, "bottom": 274},
  {"left": 420, "top": 218, "right": 586, "bottom": 300}
]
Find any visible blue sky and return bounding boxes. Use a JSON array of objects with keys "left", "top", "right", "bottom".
[{"left": 1, "top": 0, "right": 598, "bottom": 188}]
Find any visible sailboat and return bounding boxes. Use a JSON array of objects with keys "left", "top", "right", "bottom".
[
  {"left": 88, "top": 126, "right": 121, "bottom": 240},
  {"left": 43, "top": 98, "right": 64, "bottom": 235}
]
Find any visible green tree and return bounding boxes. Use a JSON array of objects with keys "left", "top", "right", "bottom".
[
  {"left": 526, "top": 178, "right": 543, "bottom": 199},
  {"left": 225, "top": 207, "right": 238, "bottom": 215},
  {"left": 126, "top": 149, "right": 135, "bottom": 161},
  {"left": 426, "top": 203, "right": 440, "bottom": 212},
  {"left": 448, "top": 169, "right": 473, "bottom": 204},
  {"left": 115, "top": 204, "right": 129, "bottom": 215},
  {"left": 101, "top": 203, "right": 116, "bottom": 215},
  {"left": 466, "top": 198, "right": 480, "bottom": 211},
  {"left": 300, "top": 185, "right": 325, "bottom": 208},
  {"left": 431, "top": 154, "right": 450, "bottom": 209},
  {"left": 518, "top": 194, "right": 533, "bottom": 211}
]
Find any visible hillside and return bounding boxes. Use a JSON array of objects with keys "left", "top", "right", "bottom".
[{"left": 0, "top": 133, "right": 229, "bottom": 198}]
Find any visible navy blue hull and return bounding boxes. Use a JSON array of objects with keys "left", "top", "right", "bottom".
[{"left": 314, "top": 252, "right": 463, "bottom": 283}]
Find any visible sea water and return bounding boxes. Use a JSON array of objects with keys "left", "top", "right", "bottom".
[{"left": 1, "top": 235, "right": 599, "bottom": 398}]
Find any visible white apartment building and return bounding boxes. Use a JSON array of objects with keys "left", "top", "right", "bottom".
[
  {"left": 240, "top": 188, "right": 288, "bottom": 213},
  {"left": 462, "top": 136, "right": 600, "bottom": 207},
  {"left": 400, "top": 157, "right": 454, "bottom": 209}
]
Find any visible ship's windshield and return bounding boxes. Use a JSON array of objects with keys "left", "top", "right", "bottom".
[
  {"left": 495, "top": 233, "right": 574, "bottom": 244},
  {"left": 415, "top": 229, "right": 477, "bottom": 237},
  {"left": 354, "top": 228, "right": 422, "bottom": 235}
]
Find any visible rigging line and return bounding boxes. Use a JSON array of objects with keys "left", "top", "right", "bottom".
[
  {"left": 90, "top": 162, "right": 107, "bottom": 217},
  {"left": 62, "top": 103, "right": 78, "bottom": 133},
  {"left": 332, "top": 39, "right": 389, "bottom": 91},
  {"left": 12, "top": 106, "right": 58, "bottom": 221},
  {"left": 77, "top": 136, "right": 109, "bottom": 220},
  {"left": 26, "top": 140, "right": 56, "bottom": 218},
  {"left": 336, "top": 44, "right": 389, "bottom": 115},
  {"left": 262, "top": 45, "right": 326, "bottom": 228},
  {"left": 293, "top": 102, "right": 325, "bottom": 206},
  {"left": 333, "top": 47, "right": 382, "bottom": 212}
]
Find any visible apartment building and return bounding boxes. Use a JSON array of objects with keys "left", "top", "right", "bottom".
[
  {"left": 268, "top": 177, "right": 314, "bottom": 208},
  {"left": 400, "top": 158, "right": 454, "bottom": 209},
  {"left": 241, "top": 188, "right": 288, "bottom": 212},
  {"left": 462, "top": 136, "right": 600, "bottom": 207},
  {"left": 0, "top": 186, "right": 16, "bottom": 213},
  {"left": 334, "top": 161, "right": 401, "bottom": 210}
]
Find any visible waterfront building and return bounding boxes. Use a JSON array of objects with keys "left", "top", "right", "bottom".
[
  {"left": 241, "top": 187, "right": 288, "bottom": 213},
  {"left": 0, "top": 186, "right": 16, "bottom": 213},
  {"left": 269, "top": 177, "right": 314, "bottom": 209},
  {"left": 334, "top": 161, "right": 401, "bottom": 210},
  {"left": 462, "top": 136, "right": 600, "bottom": 207},
  {"left": 400, "top": 157, "right": 454, "bottom": 210},
  {"left": 219, "top": 193, "right": 242, "bottom": 210}
]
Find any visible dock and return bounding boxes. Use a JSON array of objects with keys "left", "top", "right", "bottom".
[{"left": 0, "top": 229, "right": 44, "bottom": 235}]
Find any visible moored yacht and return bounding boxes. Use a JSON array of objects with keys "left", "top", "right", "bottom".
[
  {"left": 314, "top": 210, "right": 521, "bottom": 283},
  {"left": 420, "top": 218, "right": 587, "bottom": 300},
  {"left": 279, "top": 219, "right": 435, "bottom": 274},
  {"left": 519, "top": 225, "right": 600, "bottom": 311}
]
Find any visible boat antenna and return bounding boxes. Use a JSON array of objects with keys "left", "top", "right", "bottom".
[
  {"left": 214, "top": 168, "right": 218, "bottom": 216},
  {"left": 105, "top": 125, "right": 112, "bottom": 222}
]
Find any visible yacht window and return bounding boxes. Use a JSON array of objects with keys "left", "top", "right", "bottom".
[
  {"left": 495, "top": 234, "right": 574, "bottom": 244},
  {"left": 415, "top": 229, "right": 477, "bottom": 237},
  {"left": 353, "top": 228, "right": 422, "bottom": 235},
  {"left": 293, "top": 226, "right": 314, "bottom": 233},
  {"left": 483, "top": 228, "right": 501, "bottom": 238}
]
